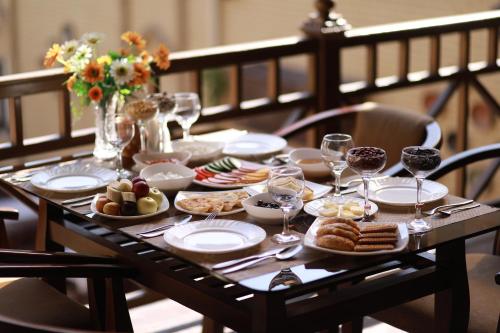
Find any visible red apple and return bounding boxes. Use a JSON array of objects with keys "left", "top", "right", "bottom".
[
  {"left": 132, "top": 176, "right": 146, "bottom": 185},
  {"left": 132, "top": 181, "right": 150, "bottom": 198}
]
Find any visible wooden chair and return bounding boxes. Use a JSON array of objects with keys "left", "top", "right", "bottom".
[
  {"left": 0, "top": 208, "right": 135, "bottom": 332},
  {"left": 371, "top": 143, "right": 500, "bottom": 333},
  {"left": 274, "top": 102, "right": 442, "bottom": 176}
]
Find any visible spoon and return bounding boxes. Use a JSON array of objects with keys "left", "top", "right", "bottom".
[{"left": 222, "top": 244, "right": 303, "bottom": 274}]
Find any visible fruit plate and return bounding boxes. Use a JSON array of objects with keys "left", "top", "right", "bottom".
[
  {"left": 303, "top": 218, "right": 409, "bottom": 256},
  {"left": 245, "top": 180, "right": 332, "bottom": 202},
  {"left": 303, "top": 197, "right": 378, "bottom": 219},
  {"left": 193, "top": 157, "right": 269, "bottom": 189},
  {"left": 356, "top": 177, "right": 448, "bottom": 206},
  {"left": 90, "top": 193, "right": 169, "bottom": 220},
  {"left": 174, "top": 190, "right": 248, "bottom": 216},
  {"left": 31, "top": 163, "right": 116, "bottom": 193},
  {"left": 164, "top": 219, "right": 266, "bottom": 254}
]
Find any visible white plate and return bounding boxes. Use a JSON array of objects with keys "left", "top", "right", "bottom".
[
  {"left": 90, "top": 193, "right": 169, "bottom": 220},
  {"left": 304, "top": 219, "right": 409, "bottom": 256},
  {"left": 164, "top": 219, "right": 266, "bottom": 254},
  {"left": 171, "top": 140, "right": 225, "bottom": 164},
  {"left": 31, "top": 163, "right": 116, "bottom": 193},
  {"left": 304, "top": 197, "right": 378, "bottom": 219},
  {"left": 245, "top": 180, "right": 332, "bottom": 201},
  {"left": 356, "top": 177, "right": 448, "bottom": 206},
  {"left": 193, "top": 159, "right": 269, "bottom": 189},
  {"left": 174, "top": 190, "right": 248, "bottom": 216},
  {"left": 223, "top": 133, "right": 287, "bottom": 158}
]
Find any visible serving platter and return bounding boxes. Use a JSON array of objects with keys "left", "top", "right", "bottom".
[
  {"left": 90, "top": 193, "right": 169, "bottom": 220},
  {"left": 304, "top": 218, "right": 409, "bottom": 256},
  {"left": 164, "top": 219, "right": 266, "bottom": 254}
]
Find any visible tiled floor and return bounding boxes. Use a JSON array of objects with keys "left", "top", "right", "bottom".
[{"left": 130, "top": 298, "right": 405, "bottom": 333}]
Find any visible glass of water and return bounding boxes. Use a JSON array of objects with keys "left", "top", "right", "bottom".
[
  {"left": 105, "top": 113, "right": 135, "bottom": 179},
  {"left": 173, "top": 92, "right": 201, "bottom": 141},
  {"left": 267, "top": 166, "right": 305, "bottom": 244}
]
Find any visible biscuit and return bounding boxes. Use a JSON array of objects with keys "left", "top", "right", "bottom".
[
  {"left": 316, "top": 225, "right": 359, "bottom": 242},
  {"left": 359, "top": 232, "right": 396, "bottom": 238},
  {"left": 321, "top": 217, "right": 360, "bottom": 231},
  {"left": 360, "top": 223, "right": 397, "bottom": 233},
  {"left": 316, "top": 235, "right": 355, "bottom": 251},
  {"left": 354, "top": 244, "right": 395, "bottom": 252},
  {"left": 357, "top": 237, "right": 397, "bottom": 244}
]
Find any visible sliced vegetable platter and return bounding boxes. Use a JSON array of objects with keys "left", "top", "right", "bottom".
[{"left": 193, "top": 157, "right": 270, "bottom": 189}]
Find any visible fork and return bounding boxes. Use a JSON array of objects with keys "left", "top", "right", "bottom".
[
  {"left": 422, "top": 199, "right": 474, "bottom": 216},
  {"left": 205, "top": 210, "right": 220, "bottom": 221}
]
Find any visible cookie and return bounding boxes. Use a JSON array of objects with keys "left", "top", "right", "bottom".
[
  {"left": 316, "top": 225, "right": 359, "bottom": 242},
  {"left": 354, "top": 244, "right": 395, "bottom": 252},
  {"left": 357, "top": 237, "right": 398, "bottom": 244},
  {"left": 360, "top": 223, "right": 397, "bottom": 234},
  {"left": 316, "top": 235, "right": 355, "bottom": 251},
  {"left": 359, "top": 232, "right": 396, "bottom": 238}
]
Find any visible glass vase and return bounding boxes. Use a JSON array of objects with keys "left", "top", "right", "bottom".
[{"left": 92, "top": 92, "right": 124, "bottom": 160}]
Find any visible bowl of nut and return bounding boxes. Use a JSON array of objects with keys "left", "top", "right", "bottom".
[{"left": 242, "top": 192, "right": 303, "bottom": 225}]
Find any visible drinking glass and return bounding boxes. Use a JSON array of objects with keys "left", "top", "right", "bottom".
[
  {"left": 173, "top": 92, "right": 201, "bottom": 141},
  {"left": 105, "top": 113, "right": 135, "bottom": 178},
  {"left": 401, "top": 146, "right": 441, "bottom": 232},
  {"left": 346, "top": 147, "right": 387, "bottom": 221},
  {"left": 147, "top": 92, "right": 175, "bottom": 152},
  {"left": 124, "top": 98, "right": 158, "bottom": 151},
  {"left": 320, "top": 133, "right": 354, "bottom": 202},
  {"left": 267, "top": 166, "right": 305, "bottom": 244}
]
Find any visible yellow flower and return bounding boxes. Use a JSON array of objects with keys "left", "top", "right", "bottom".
[
  {"left": 66, "top": 74, "right": 77, "bottom": 91},
  {"left": 121, "top": 31, "right": 145, "bottom": 50},
  {"left": 43, "top": 43, "right": 61, "bottom": 68},
  {"left": 97, "top": 55, "right": 112, "bottom": 65},
  {"left": 139, "top": 50, "right": 151, "bottom": 65},
  {"left": 153, "top": 43, "right": 170, "bottom": 70}
]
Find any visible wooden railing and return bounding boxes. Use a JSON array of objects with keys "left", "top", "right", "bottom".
[{"left": 0, "top": 2, "right": 499, "bottom": 195}]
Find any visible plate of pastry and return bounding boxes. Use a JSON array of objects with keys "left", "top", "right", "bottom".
[
  {"left": 303, "top": 217, "right": 409, "bottom": 256},
  {"left": 245, "top": 180, "right": 332, "bottom": 202},
  {"left": 174, "top": 189, "right": 249, "bottom": 216},
  {"left": 304, "top": 197, "right": 378, "bottom": 219}
]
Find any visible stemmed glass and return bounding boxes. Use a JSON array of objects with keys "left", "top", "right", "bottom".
[
  {"left": 401, "top": 146, "right": 441, "bottom": 232},
  {"left": 267, "top": 166, "right": 305, "bottom": 244},
  {"left": 105, "top": 113, "right": 135, "bottom": 178},
  {"left": 173, "top": 92, "right": 201, "bottom": 141},
  {"left": 320, "top": 133, "right": 354, "bottom": 202},
  {"left": 346, "top": 147, "right": 387, "bottom": 221},
  {"left": 124, "top": 99, "right": 158, "bottom": 151}
]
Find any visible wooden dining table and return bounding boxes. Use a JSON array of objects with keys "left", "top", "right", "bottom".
[{"left": 1, "top": 156, "right": 499, "bottom": 333}]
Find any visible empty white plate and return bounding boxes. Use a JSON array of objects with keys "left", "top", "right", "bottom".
[
  {"left": 31, "top": 163, "right": 116, "bottom": 193},
  {"left": 164, "top": 219, "right": 266, "bottom": 254},
  {"left": 356, "top": 177, "right": 448, "bottom": 206},
  {"left": 223, "top": 133, "right": 287, "bottom": 158}
]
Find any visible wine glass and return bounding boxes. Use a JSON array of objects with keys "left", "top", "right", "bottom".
[
  {"left": 401, "top": 146, "right": 441, "bottom": 233},
  {"left": 105, "top": 113, "right": 135, "bottom": 179},
  {"left": 346, "top": 147, "right": 387, "bottom": 221},
  {"left": 147, "top": 92, "right": 175, "bottom": 152},
  {"left": 320, "top": 133, "right": 354, "bottom": 202},
  {"left": 124, "top": 98, "right": 158, "bottom": 151},
  {"left": 173, "top": 92, "right": 201, "bottom": 141},
  {"left": 267, "top": 166, "right": 305, "bottom": 244}
]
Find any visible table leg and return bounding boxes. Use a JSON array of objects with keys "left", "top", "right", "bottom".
[
  {"left": 251, "top": 293, "right": 286, "bottom": 333},
  {"left": 434, "top": 239, "right": 469, "bottom": 333},
  {"left": 201, "top": 316, "right": 224, "bottom": 333}
]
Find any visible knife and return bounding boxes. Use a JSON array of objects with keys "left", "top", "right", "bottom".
[
  {"left": 137, "top": 215, "right": 192, "bottom": 237},
  {"left": 62, "top": 194, "right": 97, "bottom": 204},
  {"left": 212, "top": 247, "right": 287, "bottom": 270}
]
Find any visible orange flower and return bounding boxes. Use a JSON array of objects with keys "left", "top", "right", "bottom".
[
  {"left": 43, "top": 43, "right": 61, "bottom": 68},
  {"left": 82, "top": 61, "right": 104, "bottom": 84},
  {"left": 130, "top": 63, "right": 150, "bottom": 85},
  {"left": 121, "top": 31, "right": 145, "bottom": 50},
  {"left": 88, "top": 86, "right": 103, "bottom": 102},
  {"left": 66, "top": 75, "right": 77, "bottom": 91},
  {"left": 153, "top": 43, "right": 170, "bottom": 70},
  {"left": 139, "top": 50, "right": 151, "bottom": 64},
  {"left": 119, "top": 48, "right": 130, "bottom": 57}
]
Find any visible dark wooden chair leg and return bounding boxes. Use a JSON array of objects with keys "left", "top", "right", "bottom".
[
  {"left": 88, "top": 277, "right": 107, "bottom": 330},
  {"left": 201, "top": 316, "right": 224, "bottom": 333},
  {"left": 435, "top": 239, "right": 470, "bottom": 333},
  {"left": 0, "top": 219, "right": 9, "bottom": 248},
  {"left": 341, "top": 318, "right": 363, "bottom": 333},
  {"left": 105, "top": 277, "right": 133, "bottom": 332},
  {"left": 251, "top": 293, "right": 286, "bottom": 333}
]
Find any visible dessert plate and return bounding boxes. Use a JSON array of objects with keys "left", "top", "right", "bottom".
[
  {"left": 356, "top": 177, "right": 448, "bottom": 206},
  {"left": 90, "top": 193, "right": 169, "bottom": 220},
  {"left": 223, "top": 133, "right": 287, "bottom": 158},
  {"left": 31, "top": 163, "right": 116, "bottom": 193},
  {"left": 245, "top": 180, "right": 332, "bottom": 201},
  {"left": 174, "top": 189, "right": 248, "bottom": 216},
  {"left": 164, "top": 219, "right": 266, "bottom": 254},
  {"left": 304, "top": 219, "right": 409, "bottom": 256},
  {"left": 304, "top": 197, "right": 378, "bottom": 219}
]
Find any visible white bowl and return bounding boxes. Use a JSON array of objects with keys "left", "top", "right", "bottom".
[
  {"left": 133, "top": 151, "right": 192, "bottom": 169},
  {"left": 242, "top": 192, "right": 303, "bottom": 225},
  {"left": 289, "top": 148, "right": 330, "bottom": 178},
  {"left": 171, "top": 140, "right": 224, "bottom": 165},
  {"left": 140, "top": 163, "right": 195, "bottom": 193}
]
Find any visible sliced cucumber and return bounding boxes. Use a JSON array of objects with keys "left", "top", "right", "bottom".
[
  {"left": 206, "top": 165, "right": 223, "bottom": 173},
  {"left": 226, "top": 157, "right": 241, "bottom": 169}
]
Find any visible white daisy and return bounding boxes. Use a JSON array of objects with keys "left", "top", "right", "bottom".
[
  {"left": 110, "top": 59, "right": 134, "bottom": 85},
  {"left": 81, "top": 32, "right": 105, "bottom": 46},
  {"left": 68, "top": 44, "right": 93, "bottom": 70},
  {"left": 60, "top": 40, "right": 79, "bottom": 60}
]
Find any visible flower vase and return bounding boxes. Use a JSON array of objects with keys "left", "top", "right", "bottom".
[{"left": 92, "top": 92, "right": 124, "bottom": 160}]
